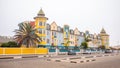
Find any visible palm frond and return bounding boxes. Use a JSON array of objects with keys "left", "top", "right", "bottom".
[{"left": 14, "top": 23, "right": 41, "bottom": 48}]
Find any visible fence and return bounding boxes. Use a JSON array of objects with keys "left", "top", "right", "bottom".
[{"left": 0, "top": 48, "right": 48, "bottom": 55}]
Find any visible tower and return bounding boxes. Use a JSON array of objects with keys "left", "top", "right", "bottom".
[
  {"left": 34, "top": 8, "right": 48, "bottom": 46},
  {"left": 100, "top": 28, "right": 109, "bottom": 49},
  {"left": 63, "top": 25, "right": 70, "bottom": 46}
]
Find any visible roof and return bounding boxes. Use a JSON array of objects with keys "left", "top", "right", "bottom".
[
  {"left": 70, "top": 29, "right": 74, "bottom": 34},
  {"left": 51, "top": 21, "right": 58, "bottom": 26},
  {"left": 37, "top": 8, "right": 45, "bottom": 16},
  {"left": 100, "top": 28, "right": 106, "bottom": 34},
  {"left": 30, "top": 21, "right": 35, "bottom": 27}
]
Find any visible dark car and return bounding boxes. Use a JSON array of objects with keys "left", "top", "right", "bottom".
[
  {"left": 67, "top": 50, "right": 76, "bottom": 55},
  {"left": 105, "top": 50, "right": 112, "bottom": 53}
]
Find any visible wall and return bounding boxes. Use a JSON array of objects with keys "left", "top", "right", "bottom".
[{"left": 0, "top": 48, "right": 48, "bottom": 55}]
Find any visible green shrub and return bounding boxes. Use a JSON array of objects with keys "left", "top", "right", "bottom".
[
  {"left": 80, "top": 41, "right": 88, "bottom": 49},
  {"left": 1, "top": 41, "right": 19, "bottom": 47},
  {"left": 1, "top": 43, "right": 9, "bottom": 47},
  {"left": 38, "top": 45, "right": 45, "bottom": 48}
]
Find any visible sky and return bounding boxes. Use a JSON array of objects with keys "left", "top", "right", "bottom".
[{"left": 0, "top": 0, "right": 120, "bottom": 46}]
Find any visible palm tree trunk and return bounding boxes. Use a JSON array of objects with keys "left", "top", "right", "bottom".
[
  {"left": 18, "top": 41, "right": 22, "bottom": 47},
  {"left": 26, "top": 40, "right": 29, "bottom": 48}
]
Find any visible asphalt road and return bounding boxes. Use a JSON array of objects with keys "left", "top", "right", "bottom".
[{"left": 0, "top": 54, "right": 120, "bottom": 68}]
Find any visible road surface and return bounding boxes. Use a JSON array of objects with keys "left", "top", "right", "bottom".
[{"left": 0, "top": 54, "right": 120, "bottom": 68}]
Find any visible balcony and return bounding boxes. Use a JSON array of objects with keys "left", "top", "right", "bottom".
[{"left": 37, "top": 33, "right": 46, "bottom": 37}]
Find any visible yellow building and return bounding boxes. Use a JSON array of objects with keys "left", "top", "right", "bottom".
[
  {"left": 34, "top": 9, "right": 48, "bottom": 45},
  {"left": 100, "top": 28, "right": 109, "bottom": 49},
  {"left": 63, "top": 25, "right": 70, "bottom": 46}
]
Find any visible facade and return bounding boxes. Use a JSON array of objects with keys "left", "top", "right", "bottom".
[
  {"left": 34, "top": 8, "right": 48, "bottom": 46},
  {"left": 57, "top": 26, "right": 64, "bottom": 46},
  {"left": 20, "top": 9, "right": 109, "bottom": 48},
  {"left": 69, "top": 29, "right": 74, "bottom": 46},
  {"left": 46, "top": 24, "right": 51, "bottom": 46},
  {"left": 100, "top": 28, "right": 109, "bottom": 48},
  {"left": 51, "top": 21, "right": 58, "bottom": 46}
]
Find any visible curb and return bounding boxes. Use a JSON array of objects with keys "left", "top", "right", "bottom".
[
  {"left": 0, "top": 53, "right": 119, "bottom": 59},
  {"left": 0, "top": 57, "right": 14, "bottom": 59},
  {"left": 0, "top": 55, "right": 49, "bottom": 59},
  {"left": 70, "top": 59, "right": 96, "bottom": 63},
  {"left": 46, "top": 53, "right": 120, "bottom": 63},
  {"left": 47, "top": 58, "right": 96, "bottom": 64}
]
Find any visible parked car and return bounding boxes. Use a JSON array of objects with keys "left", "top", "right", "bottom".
[
  {"left": 67, "top": 50, "right": 76, "bottom": 55},
  {"left": 105, "top": 50, "right": 112, "bottom": 53}
]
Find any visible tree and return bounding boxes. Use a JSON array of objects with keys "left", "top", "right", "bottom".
[
  {"left": 98, "top": 45, "right": 106, "bottom": 50},
  {"left": 80, "top": 41, "right": 88, "bottom": 49},
  {"left": 14, "top": 23, "right": 41, "bottom": 48},
  {"left": 62, "top": 40, "right": 71, "bottom": 50},
  {"left": 1, "top": 43, "right": 9, "bottom": 47}
]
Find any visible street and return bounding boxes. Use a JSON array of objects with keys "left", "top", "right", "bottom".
[{"left": 0, "top": 54, "right": 120, "bottom": 68}]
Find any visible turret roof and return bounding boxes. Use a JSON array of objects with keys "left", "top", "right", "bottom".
[
  {"left": 37, "top": 8, "right": 45, "bottom": 15},
  {"left": 100, "top": 28, "right": 106, "bottom": 34}
]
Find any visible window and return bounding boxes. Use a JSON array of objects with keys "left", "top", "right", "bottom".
[
  {"left": 38, "top": 29, "right": 42, "bottom": 34},
  {"left": 47, "top": 25, "right": 50, "bottom": 30},
  {"left": 47, "top": 31, "right": 49, "bottom": 35},
  {"left": 53, "top": 26, "right": 55, "bottom": 29},
  {"left": 54, "top": 39, "right": 56, "bottom": 42},
  {"left": 44, "top": 22, "right": 46, "bottom": 26},
  {"left": 43, "top": 37, "right": 45, "bottom": 41},
  {"left": 58, "top": 27, "right": 61, "bottom": 31},
  {"left": 71, "top": 35, "right": 73, "bottom": 38},
  {"left": 47, "top": 39, "right": 49, "bottom": 43},
  {"left": 54, "top": 32, "right": 56, "bottom": 36},
  {"left": 43, "top": 30, "right": 45, "bottom": 34},
  {"left": 52, "top": 32, "right": 54, "bottom": 35},
  {"left": 39, "top": 22, "right": 42, "bottom": 26}
]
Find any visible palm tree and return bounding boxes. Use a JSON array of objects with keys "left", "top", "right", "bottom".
[
  {"left": 62, "top": 40, "right": 71, "bottom": 50},
  {"left": 14, "top": 23, "right": 41, "bottom": 48}
]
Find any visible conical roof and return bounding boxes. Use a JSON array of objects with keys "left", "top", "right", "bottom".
[
  {"left": 34, "top": 8, "right": 48, "bottom": 20},
  {"left": 37, "top": 8, "right": 45, "bottom": 16},
  {"left": 100, "top": 28, "right": 106, "bottom": 34}
]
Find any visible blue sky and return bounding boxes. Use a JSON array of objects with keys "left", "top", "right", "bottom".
[{"left": 0, "top": 0, "right": 120, "bottom": 46}]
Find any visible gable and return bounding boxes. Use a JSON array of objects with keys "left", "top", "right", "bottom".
[{"left": 51, "top": 21, "right": 58, "bottom": 30}]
